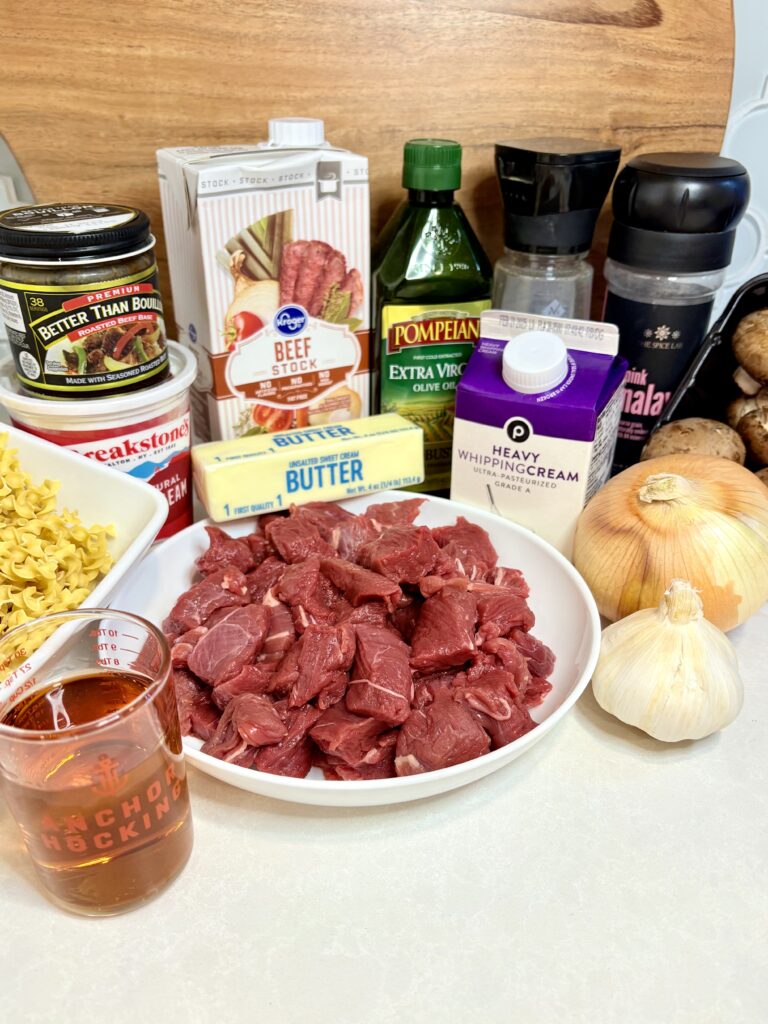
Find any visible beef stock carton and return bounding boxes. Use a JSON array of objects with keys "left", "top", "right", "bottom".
[
  {"left": 451, "top": 310, "right": 627, "bottom": 558},
  {"left": 157, "top": 119, "right": 370, "bottom": 442}
]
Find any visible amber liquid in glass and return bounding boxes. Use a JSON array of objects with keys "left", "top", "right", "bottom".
[{"left": 1, "top": 671, "right": 192, "bottom": 915}]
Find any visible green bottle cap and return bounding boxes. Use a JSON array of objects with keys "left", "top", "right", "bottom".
[{"left": 402, "top": 139, "right": 462, "bottom": 191}]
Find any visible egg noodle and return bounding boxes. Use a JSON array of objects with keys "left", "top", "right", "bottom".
[{"left": 0, "top": 433, "right": 115, "bottom": 638}]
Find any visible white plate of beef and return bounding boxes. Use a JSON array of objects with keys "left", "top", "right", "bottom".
[{"left": 109, "top": 492, "right": 601, "bottom": 806}]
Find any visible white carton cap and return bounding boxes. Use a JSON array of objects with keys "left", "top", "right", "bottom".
[
  {"left": 268, "top": 117, "right": 326, "bottom": 147},
  {"left": 502, "top": 330, "right": 569, "bottom": 394}
]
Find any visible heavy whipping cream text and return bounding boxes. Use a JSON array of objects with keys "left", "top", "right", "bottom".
[{"left": 456, "top": 443, "right": 580, "bottom": 482}]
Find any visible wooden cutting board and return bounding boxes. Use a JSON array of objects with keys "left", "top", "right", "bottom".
[{"left": 0, "top": 0, "right": 734, "bottom": 323}]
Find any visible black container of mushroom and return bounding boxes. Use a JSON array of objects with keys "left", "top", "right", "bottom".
[{"left": 652, "top": 273, "right": 768, "bottom": 483}]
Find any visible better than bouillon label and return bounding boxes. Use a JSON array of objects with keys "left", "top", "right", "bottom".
[
  {"left": 380, "top": 299, "right": 490, "bottom": 491},
  {"left": 0, "top": 269, "right": 168, "bottom": 396}
]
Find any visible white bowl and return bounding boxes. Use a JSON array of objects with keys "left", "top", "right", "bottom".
[
  {"left": 109, "top": 492, "right": 601, "bottom": 807},
  {"left": 2, "top": 423, "right": 168, "bottom": 611}
]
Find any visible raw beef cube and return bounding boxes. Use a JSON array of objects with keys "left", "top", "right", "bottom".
[
  {"left": 279, "top": 623, "right": 356, "bottom": 707},
  {"left": 453, "top": 668, "right": 522, "bottom": 721},
  {"left": 291, "top": 502, "right": 357, "bottom": 540},
  {"left": 202, "top": 605, "right": 244, "bottom": 629},
  {"left": 195, "top": 526, "right": 255, "bottom": 576},
  {"left": 254, "top": 704, "right": 321, "bottom": 778},
  {"left": 411, "top": 670, "right": 460, "bottom": 709},
  {"left": 259, "top": 510, "right": 289, "bottom": 531},
  {"left": 418, "top": 574, "right": 462, "bottom": 598},
  {"left": 172, "top": 668, "right": 220, "bottom": 740},
  {"left": 522, "top": 676, "right": 553, "bottom": 708},
  {"left": 394, "top": 698, "right": 490, "bottom": 776},
  {"left": 332, "top": 517, "right": 378, "bottom": 560},
  {"left": 316, "top": 671, "right": 349, "bottom": 710},
  {"left": 316, "top": 730, "right": 398, "bottom": 779},
  {"left": 511, "top": 628, "right": 556, "bottom": 678},
  {"left": 188, "top": 605, "right": 270, "bottom": 685},
  {"left": 270, "top": 646, "right": 299, "bottom": 696},
  {"left": 259, "top": 598, "right": 297, "bottom": 663},
  {"left": 170, "top": 625, "right": 207, "bottom": 668},
  {"left": 410, "top": 588, "right": 477, "bottom": 672},
  {"left": 364, "top": 498, "right": 425, "bottom": 529},
  {"left": 357, "top": 525, "right": 439, "bottom": 584},
  {"left": 163, "top": 567, "right": 249, "bottom": 636},
  {"left": 345, "top": 624, "right": 413, "bottom": 725},
  {"left": 389, "top": 600, "right": 421, "bottom": 641},
  {"left": 335, "top": 601, "right": 392, "bottom": 631},
  {"left": 475, "top": 703, "right": 536, "bottom": 749},
  {"left": 320, "top": 558, "right": 402, "bottom": 612},
  {"left": 229, "top": 693, "right": 287, "bottom": 747},
  {"left": 475, "top": 590, "right": 535, "bottom": 642},
  {"left": 310, "top": 705, "right": 388, "bottom": 765},
  {"left": 265, "top": 516, "right": 336, "bottom": 563},
  {"left": 211, "top": 664, "right": 276, "bottom": 708},
  {"left": 201, "top": 700, "right": 253, "bottom": 764},
  {"left": 244, "top": 532, "right": 270, "bottom": 566},
  {"left": 277, "top": 558, "right": 341, "bottom": 630},
  {"left": 246, "top": 556, "right": 287, "bottom": 602},
  {"left": 480, "top": 637, "right": 532, "bottom": 696},
  {"left": 431, "top": 517, "right": 498, "bottom": 579},
  {"left": 487, "top": 566, "right": 530, "bottom": 598}
]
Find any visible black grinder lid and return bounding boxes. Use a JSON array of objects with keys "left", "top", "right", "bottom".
[
  {"left": 0, "top": 203, "right": 152, "bottom": 261},
  {"left": 608, "top": 153, "right": 750, "bottom": 272},
  {"left": 495, "top": 137, "right": 622, "bottom": 255}
]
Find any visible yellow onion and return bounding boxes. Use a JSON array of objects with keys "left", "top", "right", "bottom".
[{"left": 573, "top": 453, "right": 768, "bottom": 631}]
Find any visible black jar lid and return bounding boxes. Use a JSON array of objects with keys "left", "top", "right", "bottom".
[
  {"left": 0, "top": 203, "right": 153, "bottom": 261},
  {"left": 608, "top": 153, "right": 750, "bottom": 272},
  {"left": 495, "top": 138, "right": 621, "bottom": 255}
]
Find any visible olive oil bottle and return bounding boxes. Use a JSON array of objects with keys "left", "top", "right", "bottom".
[{"left": 372, "top": 139, "right": 492, "bottom": 492}]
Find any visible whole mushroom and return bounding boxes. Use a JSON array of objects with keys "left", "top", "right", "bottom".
[
  {"left": 641, "top": 417, "right": 746, "bottom": 464},
  {"left": 732, "top": 310, "right": 768, "bottom": 385},
  {"left": 738, "top": 408, "right": 768, "bottom": 465},
  {"left": 726, "top": 388, "right": 768, "bottom": 430}
]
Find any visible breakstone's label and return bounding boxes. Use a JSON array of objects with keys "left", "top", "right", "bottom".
[
  {"left": 379, "top": 299, "right": 490, "bottom": 491},
  {"left": 13, "top": 410, "right": 192, "bottom": 539},
  {"left": 0, "top": 270, "right": 168, "bottom": 396}
]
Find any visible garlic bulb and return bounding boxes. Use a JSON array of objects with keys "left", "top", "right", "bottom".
[
  {"left": 573, "top": 453, "right": 768, "bottom": 631},
  {"left": 592, "top": 580, "right": 743, "bottom": 741}
]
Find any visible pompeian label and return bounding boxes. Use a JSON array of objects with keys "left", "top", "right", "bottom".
[
  {"left": 380, "top": 299, "right": 490, "bottom": 492},
  {"left": 0, "top": 269, "right": 169, "bottom": 395},
  {"left": 605, "top": 292, "right": 713, "bottom": 472}
]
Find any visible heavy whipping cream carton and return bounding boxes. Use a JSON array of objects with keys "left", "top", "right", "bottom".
[
  {"left": 157, "top": 118, "right": 370, "bottom": 442},
  {"left": 451, "top": 310, "right": 627, "bottom": 558}
]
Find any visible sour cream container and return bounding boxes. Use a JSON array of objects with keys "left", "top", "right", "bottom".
[{"left": 0, "top": 340, "right": 196, "bottom": 539}]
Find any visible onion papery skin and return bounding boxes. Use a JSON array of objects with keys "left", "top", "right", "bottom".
[{"left": 572, "top": 454, "right": 768, "bottom": 631}]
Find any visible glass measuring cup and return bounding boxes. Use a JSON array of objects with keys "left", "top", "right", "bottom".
[{"left": 0, "top": 609, "right": 193, "bottom": 916}]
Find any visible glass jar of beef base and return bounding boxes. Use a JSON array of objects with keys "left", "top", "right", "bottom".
[{"left": 0, "top": 203, "right": 169, "bottom": 399}]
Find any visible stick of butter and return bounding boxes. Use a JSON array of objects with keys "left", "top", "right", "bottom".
[{"left": 192, "top": 414, "right": 425, "bottom": 521}]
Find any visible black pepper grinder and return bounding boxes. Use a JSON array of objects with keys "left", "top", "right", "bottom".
[{"left": 603, "top": 153, "right": 750, "bottom": 473}]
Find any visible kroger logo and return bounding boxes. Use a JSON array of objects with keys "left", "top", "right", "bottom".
[{"left": 274, "top": 305, "right": 307, "bottom": 337}]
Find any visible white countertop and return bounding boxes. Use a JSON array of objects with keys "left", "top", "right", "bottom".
[{"left": 0, "top": 605, "right": 766, "bottom": 1024}]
